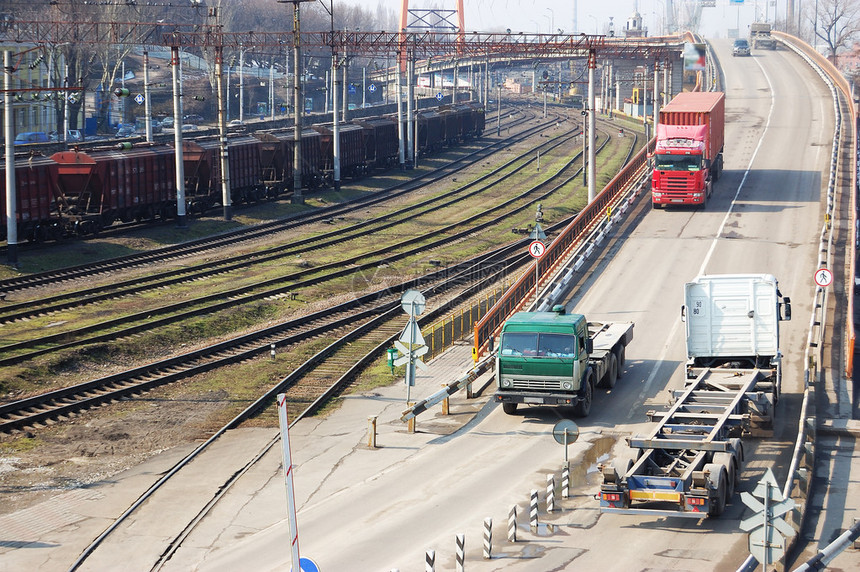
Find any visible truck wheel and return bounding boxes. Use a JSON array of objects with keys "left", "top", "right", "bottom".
[
  {"left": 572, "top": 370, "right": 594, "bottom": 418},
  {"left": 600, "top": 353, "right": 618, "bottom": 389},
  {"left": 502, "top": 402, "right": 517, "bottom": 415},
  {"left": 705, "top": 464, "right": 727, "bottom": 517},
  {"left": 713, "top": 453, "right": 737, "bottom": 501},
  {"left": 615, "top": 345, "right": 626, "bottom": 373}
]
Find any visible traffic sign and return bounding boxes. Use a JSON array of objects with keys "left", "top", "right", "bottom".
[
  {"left": 399, "top": 319, "right": 426, "bottom": 347},
  {"left": 369, "top": 83, "right": 376, "bottom": 92},
  {"left": 748, "top": 524, "right": 787, "bottom": 565},
  {"left": 395, "top": 340, "right": 428, "bottom": 357},
  {"left": 529, "top": 240, "right": 545, "bottom": 258},
  {"left": 401, "top": 290, "right": 425, "bottom": 316},
  {"left": 290, "top": 557, "right": 320, "bottom": 572},
  {"left": 814, "top": 267, "right": 833, "bottom": 288},
  {"left": 436, "top": 92, "right": 443, "bottom": 101},
  {"left": 134, "top": 93, "right": 145, "bottom": 105},
  {"left": 552, "top": 419, "right": 579, "bottom": 445}
]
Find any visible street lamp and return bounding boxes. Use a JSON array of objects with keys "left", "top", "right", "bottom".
[
  {"left": 588, "top": 15, "right": 598, "bottom": 34},
  {"left": 546, "top": 7, "right": 554, "bottom": 33}
]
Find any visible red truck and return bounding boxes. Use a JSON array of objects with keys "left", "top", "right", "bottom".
[{"left": 651, "top": 91, "right": 725, "bottom": 208}]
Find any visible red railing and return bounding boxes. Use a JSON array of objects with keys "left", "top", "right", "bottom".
[{"left": 473, "top": 139, "right": 653, "bottom": 358}]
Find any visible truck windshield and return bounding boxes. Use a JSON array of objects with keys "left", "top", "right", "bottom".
[
  {"left": 655, "top": 154, "right": 701, "bottom": 171},
  {"left": 500, "top": 333, "right": 576, "bottom": 357}
]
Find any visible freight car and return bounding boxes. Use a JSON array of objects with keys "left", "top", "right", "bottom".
[
  {"left": 254, "top": 129, "right": 323, "bottom": 195},
  {"left": 1, "top": 102, "right": 485, "bottom": 243}
]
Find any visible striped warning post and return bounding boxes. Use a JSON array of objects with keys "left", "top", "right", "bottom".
[
  {"left": 425, "top": 549, "right": 435, "bottom": 572},
  {"left": 456, "top": 533, "right": 465, "bottom": 572},
  {"left": 562, "top": 464, "right": 570, "bottom": 498},
  {"left": 546, "top": 474, "right": 555, "bottom": 512},
  {"left": 508, "top": 505, "right": 517, "bottom": 542},
  {"left": 483, "top": 517, "right": 493, "bottom": 559},
  {"left": 530, "top": 489, "right": 539, "bottom": 529}
]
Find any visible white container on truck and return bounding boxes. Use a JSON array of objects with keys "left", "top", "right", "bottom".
[{"left": 494, "top": 306, "right": 633, "bottom": 417}]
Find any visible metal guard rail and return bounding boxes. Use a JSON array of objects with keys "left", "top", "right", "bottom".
[
  {"left": 472, "top": 138, "right": 653, "bottom": 359},
  {"left": 772, "top": 30, "right": 857, "bottom": 379}
]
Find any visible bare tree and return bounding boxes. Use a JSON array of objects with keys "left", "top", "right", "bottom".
[{"left": 806, "top": 0, "right": 860, "bottom": 60}]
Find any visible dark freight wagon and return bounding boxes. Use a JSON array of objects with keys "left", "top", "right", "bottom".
[{"left": 0, "top": 154, "right": 57, "bottom": 242}]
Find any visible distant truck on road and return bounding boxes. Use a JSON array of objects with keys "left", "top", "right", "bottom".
[
  {"left": 651, "top": 91, "right": 725, "bottom": 208},
  {"left": 599, "top": 274, "right": 791, "bottom": 518},
  {"left": 750, "top": 22, "right": 777, "bottom": 50},
  {"left": 494, "top": 307, "right": 633, "bottom": 417}
]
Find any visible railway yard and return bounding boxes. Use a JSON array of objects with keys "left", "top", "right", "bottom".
[{"left": 0, "top": 103, "right": 645, "bottom": 523}]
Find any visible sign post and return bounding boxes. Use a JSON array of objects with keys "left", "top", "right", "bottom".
[
  {"left": 277, "top": 394, "right": 302, "bottom": 572},
  {"left": 396, "top": 290, "right": 427, "bottom": 402},
  {"left": 529, "top": 222, "right": 547, "bottom": 299},
  {"left": 740, "top": 468, "right": 796, "bottom": 569}
]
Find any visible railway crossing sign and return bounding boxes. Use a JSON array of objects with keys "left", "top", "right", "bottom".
[
  {"left": 134, "top": 93, "right": 145, "bottom": 105},
  {"left": 814, "top": 267, "right": 833, "bottom": 288},
  {"left": 529, "top": 240, "right": 545, "bottom": 258},
  {"left": 740, "top": 468, "right": 796, "bottom": 566}
]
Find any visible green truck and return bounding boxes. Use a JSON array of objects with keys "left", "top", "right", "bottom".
[{"left": 494, "top": 307, "right": 634, "bottom": 417}]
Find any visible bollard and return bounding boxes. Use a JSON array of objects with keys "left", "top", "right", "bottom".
[
  {"left": 530, "top": 489, "right": 539, "bottom": 530},
  {"left": 407, "top": 402, "right": 416, "bottom": 433},
  {"left": 270, "top": 343, "right": 276, "bottom": 360},
  {"left": 456, "top": 533, "right": 465, "bottom": 572},
  {"left": 367, "top": 415, "right": 377, "bottom": 448},
  {"left": 441, "top": 384, "right": 449, "bottom": 415},
  {"left": 483, "top": 517, "right": 492, "bottom": 559},
  {"left": 425, "top": 549, "right": 435, "bottom": 572},
  {"left": 466, "top": 381, "right": 473, "bottom": 399},
  {"left": 546, "top": 474, "right": 555, "bottom": 512},
  {"left": 508, "top": 505, "right": 517, "bottom": 542},
  {"left": 562, "top": 465, "right": 570, "bottom": 499}
]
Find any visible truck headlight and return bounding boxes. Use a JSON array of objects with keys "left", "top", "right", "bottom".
[
  {"left": 502, "top": 379, "right": 511, "bottom": 388},
  {"left": 563, "top": 382, "right": 572, "bottom": 390}
]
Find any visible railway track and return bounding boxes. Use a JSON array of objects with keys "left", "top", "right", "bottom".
[
  {"left": 0, "top": 121, "right": 634, "bottom": 430},
  {"left": 0, "top": 114, "right": 627, "bottom": 368},
  {"left": 0, "top": 106, "right": 536, "bottom": 291}
]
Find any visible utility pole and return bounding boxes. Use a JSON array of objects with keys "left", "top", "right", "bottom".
[{"left": 278, "top": 0, "right": 314, "bottom": 204}]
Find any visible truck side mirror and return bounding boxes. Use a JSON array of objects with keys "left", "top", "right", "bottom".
[
  {"left": 782, "top": 297, "right": 792, "bottom": 321},
  {"left": 488, "top": 337, "right": 495, "bottom": 352},
  {"left": 585, "top": 337, "right": 593, "bottom": 354},
  {"left": 680, "top": 305, "right": 686, "bottom": 322}
]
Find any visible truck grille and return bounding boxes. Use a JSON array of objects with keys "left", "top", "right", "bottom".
[{"left": 511, "top": 379, "right": 564, "bottom": 390}]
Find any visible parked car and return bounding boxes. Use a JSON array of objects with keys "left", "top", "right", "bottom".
[
  {"left": 183, "top": 114, "right": 204, "bottom": 125},
  {"left": 67, "top": 129, "right": 83, "bottom": 142},
  {"left": 228, "top": 119, "right": 244, "bottom": 127},
  {"left": 732, "top": 38, "right": 750, "bottom": 56},
  {"left": 181, "top": 124, "right": 198, "bottom": 132},
  {"left": 115, "top": 124, "right": 136, "bottom": 138},
  {"left": 161, "top": 116, "right": 174, "bottom": 129},
  {"left": 14, "top": 131, "right": 50, "bottom": 144}
]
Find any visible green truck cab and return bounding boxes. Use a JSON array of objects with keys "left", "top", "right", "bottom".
[{"left": 494, "top": 307, "right": 633, "bottom": 417}]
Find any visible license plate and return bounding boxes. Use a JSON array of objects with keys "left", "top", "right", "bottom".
[{"left": 524, "top": 397, "right": 543, "bottom": 404}]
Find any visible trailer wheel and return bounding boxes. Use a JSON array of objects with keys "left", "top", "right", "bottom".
[
  {"left": 713, "top": 453, "right": 737, "bottom": 502},
  {"left": 705, "top": 463, "right": 727, "bottom": 517},
  {"left": 615, "top": 345, "right": 626, "bottom": 372},
  {"left": 600, "top": 353, "right": 618, "bottom": 389},
  {"left": 502, "top": 402, "right": 517, "bottom": 415},
  {"left": 572, "top": 370, "right": 594, "bottom": 418}
]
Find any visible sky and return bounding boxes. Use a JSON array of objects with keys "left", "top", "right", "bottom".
[{"left": 370, "top": 0, "right": 783, "bottom": 40}]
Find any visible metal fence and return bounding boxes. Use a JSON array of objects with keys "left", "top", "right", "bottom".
[{"left": 423, "top": 286, "right": 508, "bottom": 360}]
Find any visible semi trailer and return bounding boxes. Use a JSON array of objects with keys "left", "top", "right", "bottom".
[{"left": 599, "top": 274, "right": 791, "bottom": 518}]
